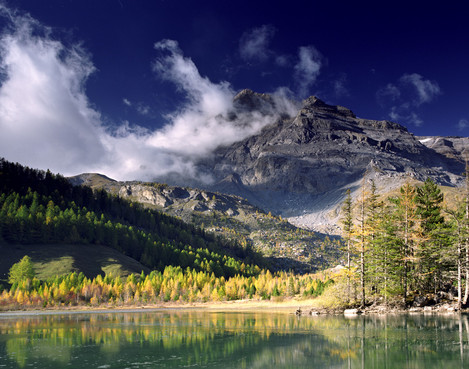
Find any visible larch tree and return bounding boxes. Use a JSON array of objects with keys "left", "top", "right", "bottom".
[
  {"left": 8, "top": 255, "right": 35, "bottom": 286},
  {"left": 389, "top": 182, "right": 418, "bottom": 304},
  {"left": 445, "top": 206, "right": 465, "bottom": 310},
  {"left": 354, "top": 178, "right": 370, "bottom": 308},
  {"left": 340, "top": 189, "right": 354, "bottom": 303}
]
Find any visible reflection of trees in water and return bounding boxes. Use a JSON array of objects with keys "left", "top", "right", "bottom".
[{"left": 0, "top": 313, "right": 468, "bottom": 368}]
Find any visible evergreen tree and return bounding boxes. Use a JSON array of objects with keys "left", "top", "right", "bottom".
[
  {"left": 365, "top": 181, "right": 398, "bottom": 302},
  {"left": 355, "top": 178, "right": 369, "bottom": 308},
  {"left": 415, "top": 178, "right": 446, "bottom": 292}
]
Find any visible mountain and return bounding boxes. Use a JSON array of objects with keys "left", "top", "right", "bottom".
[
  {"left": 64, "top": 90, "right": 469, "bottom": 276},
  {"left": 183, "top": 90, "right": 467, "bottom": 234},
  {"left": 417, "top": 136, "right": 469, "bottom": 162},
  {"left": 69, "top": 90, "right": 468, "bottom": 269}
]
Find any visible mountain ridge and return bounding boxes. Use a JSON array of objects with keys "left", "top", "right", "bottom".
[{"left": 175, "top": 91, "right": 467, "bottom": 233}]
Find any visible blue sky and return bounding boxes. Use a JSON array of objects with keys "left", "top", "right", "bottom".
[{"left": 0, "top": 0, "right": 468, "bottom": 180}]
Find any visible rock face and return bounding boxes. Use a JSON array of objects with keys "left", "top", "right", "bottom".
[
  {"left": 417, "top": 136, "right": 469, "bottom": 162},
  {"left": 190, "top": 91, "right": 466, "bottom": 233}
]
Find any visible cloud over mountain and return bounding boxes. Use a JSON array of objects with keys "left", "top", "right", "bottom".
[
  {"left": 294, "top": 46, "right": 323, "bottom": 98},
  {"left": 0, "top": 8, "right": 296, "bottom": 181}
]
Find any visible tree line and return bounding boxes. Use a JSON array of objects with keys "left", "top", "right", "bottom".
[
  {"left": 341, "top": 172, "right": 469, "bottom": 308},
  {"left": 0, "top": 260, "right": 333, "bottom": 309}
]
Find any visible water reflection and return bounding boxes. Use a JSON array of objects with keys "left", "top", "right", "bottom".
[{"left": 0, "top": 311, "right": 467, "bottom": 368}]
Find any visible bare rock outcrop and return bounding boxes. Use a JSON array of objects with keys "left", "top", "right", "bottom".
[{"left": 191, "top": 94, "right": 466, "bottom": 233}]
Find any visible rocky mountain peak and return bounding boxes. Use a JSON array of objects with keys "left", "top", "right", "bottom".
[
  {"left": 301, "top": 96, "right": 356, "bottom": 119},
  {"left": 233, "top": 89, "right": 276, "bottom": 114},
  {"left": 190, "top": 92, "right": 467, "bottom": 233}
]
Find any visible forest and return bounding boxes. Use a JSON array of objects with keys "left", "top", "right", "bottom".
[
  {"left": 339, "top": 174, "right": 469, "bottom": 309},
  {"left": 0, "top": 261, "right": 332, "bottom": 309},
  {"left": 0, "top": 158, "right": 265, "bottom": 279}
]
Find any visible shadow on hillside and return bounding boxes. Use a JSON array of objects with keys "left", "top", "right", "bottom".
[{"left": 0, "top": 243, "right": 148, "bottom": 281}]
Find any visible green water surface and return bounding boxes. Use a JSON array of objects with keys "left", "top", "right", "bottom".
[{"left": 0, "top": 310, "right": 467, "bottom": 368}]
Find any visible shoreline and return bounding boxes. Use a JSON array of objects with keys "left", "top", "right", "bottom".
[
  {"left": 0, "top": 297, "right": 318, "bottom": 317},
  {"left": 0, "top": 297, "right": 467, "bottom": 317}
]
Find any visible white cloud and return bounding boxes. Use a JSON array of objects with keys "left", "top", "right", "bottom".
[
  {"left": 0, "top": 7, "right": 108, "bottom": 174},
  {"left": 390, "top": 108, "right": 423, "bottom": 127},
  {"left": 123, "top": 97, "right": 151, "bottom": 116},
  {"left": 332, "top": 74, "right": 349, "bottom": 98},
  {"left": 239, "top": 25, "right": 275, "bottom": 63},
  {"left": 399, "top": 73, "right": 441, "bottom": 106},
  {"left": 294, "top": 46, "right": 322, "bottom": 98},
  {"left": 238, "top": 26, "right": 325, "bottom": 99},
  {"left": 136, "top": 104, "right": 150, "bottom": 116},
  {"left": 275, "top": 54, "right": 290, "bottom": 67},
  {"left": 0, "top": 8, "right": 296, "bottom": 182},
  {"left": 154, "top": 39, "right": 233, "bottom": 120},
  {"left": 458, "top": 119, "right": 468, "bottom": 131},
  {"left": 377, "top": 73, "right": 441, "bottom": 127},
  {"left": 150, "top": 39, "right": 292, "bottom": 158}
]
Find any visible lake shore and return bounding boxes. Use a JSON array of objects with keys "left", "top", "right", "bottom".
[
  {"left": 0, "top": 297, "right": 319, "bottom": 316},
  {"left": 0, "top": 296, "right": 466, "bottom": 317}
]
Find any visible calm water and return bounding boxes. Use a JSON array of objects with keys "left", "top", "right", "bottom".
[{"left": 0, "top": 310, "right": 468, "bottom": 368}]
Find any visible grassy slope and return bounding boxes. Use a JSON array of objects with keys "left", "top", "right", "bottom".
[{"left": 0, "top": 243, "right": 150, "bottom": 284}]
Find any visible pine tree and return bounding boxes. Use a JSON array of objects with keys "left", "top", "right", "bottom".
[
  {"left": 365, "top": 181, "right": 401, "bottom": 302},
  {"left": 415, "top": 178, "right": 446, "bottom": 292},
  {"left": 463, "top": 159, "right": 469, "bottom": 306}
]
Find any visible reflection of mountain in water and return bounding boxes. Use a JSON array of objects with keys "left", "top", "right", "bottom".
[{"left": 0, "top": 312, "right": 467, "bottom": 368}]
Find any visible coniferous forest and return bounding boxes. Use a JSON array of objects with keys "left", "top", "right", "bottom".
[
  {"left": 0, "top": 158, "right": 263, "bottom": 278},
  {"left": 337, "top": 174, "right": 469, "bottom": 309}
]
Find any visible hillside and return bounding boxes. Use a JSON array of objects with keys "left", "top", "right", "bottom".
[
  {"left": 0, "top": 243, "right": 150, "bottom": 283},
  {"left": 0, "top": 159, "right": 268, "bottom": 285},
  {"left": 69, "top": 174, "right": 342, "bottom": 272}
]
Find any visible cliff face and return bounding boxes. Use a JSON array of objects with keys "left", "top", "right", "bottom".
[{"left": 417, "top": 136, "right": 469, "bottom": 162}]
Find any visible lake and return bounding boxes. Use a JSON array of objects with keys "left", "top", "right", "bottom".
[{"left": 0, "top": 310, "right": 467, "bottom": 368}]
